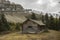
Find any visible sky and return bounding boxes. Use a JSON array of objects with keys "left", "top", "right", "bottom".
[{"left": 9, "top": 0, "right": 60, "bottom": 13}]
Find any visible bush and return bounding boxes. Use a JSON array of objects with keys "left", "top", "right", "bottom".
[{"left": 15, "top": 23, "right": 21, "bottom": 31}]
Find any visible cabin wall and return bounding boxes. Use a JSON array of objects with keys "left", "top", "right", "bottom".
[{"left": 22, "top": 20, "right": 38, "bottom": 33}]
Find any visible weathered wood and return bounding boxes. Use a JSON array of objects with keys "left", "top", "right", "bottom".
[{"left": 22, "top": 19, "right": 46, "bottom": 34}]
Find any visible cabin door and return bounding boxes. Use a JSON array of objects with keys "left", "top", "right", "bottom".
[{"left": 26, "top": 26, "right": 36, "bottom": 33}]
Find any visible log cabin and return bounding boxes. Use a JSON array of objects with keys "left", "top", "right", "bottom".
[{"left": 22, "top": 19, "right": 46, "bottom": 34}]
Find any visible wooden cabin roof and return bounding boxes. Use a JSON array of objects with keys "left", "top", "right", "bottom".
[
  {"left": 5, "top": 14, "right": 27, "bottom": 23},
  {"left": 30, "top": 19, "right": 45, "bottom": 25},
  {"left": 5, "top": 14, "right": 45, "bottom": 25},
  {"left": 22, "top": 19, "right": 45, "bottom": 25}
]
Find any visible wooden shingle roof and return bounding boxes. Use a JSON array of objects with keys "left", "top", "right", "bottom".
[
  {"left": 22, "top": 19, "right": 45, "bottom": 25},
  {"left": 5, "top": 14, "right": 45, "bottom": 25},
  {"left": 30, "top": 19, "right": 45, "bottom": 25}
]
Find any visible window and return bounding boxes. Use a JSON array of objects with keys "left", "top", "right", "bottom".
[{"left": 28, "top": 26, "right": 32, "bottom": 28}]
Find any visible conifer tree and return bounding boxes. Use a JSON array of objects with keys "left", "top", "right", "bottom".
[
  {"left": 31, "top": 12, "right": 37, "bottom": 20},
  {"left": 49, "top": 15, "right": 54, "bottom": 29},
  {"left": 58, "top": 16, "right": 60, "bottom": 30},
  {"left": 41, "top": 15, "right": 45, "bottom": 23},
  {"left": 45, "top": 13, "right": 49, "bottom": 27},
  {"left": 0, "top": 13, "right": 10, "bottom": 32}
]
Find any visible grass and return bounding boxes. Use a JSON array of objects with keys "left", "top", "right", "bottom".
[{"left": 0, "top": 30, "right": 60, "bottom": 40}]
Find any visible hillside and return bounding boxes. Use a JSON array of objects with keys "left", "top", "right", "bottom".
[{"left": 0, "top": 30, "right": 60, "bottom": 40}]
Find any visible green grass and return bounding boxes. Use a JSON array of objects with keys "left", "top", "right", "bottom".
[{"left": 0, "top": 30, "right": 60, "bottom": 40}]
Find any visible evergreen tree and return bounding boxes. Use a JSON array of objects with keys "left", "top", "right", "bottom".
[
  {"left": 55, "top": 14, "right": 59, "bottom": 30},
  {"left": 31, "top": 12, "right": 37, "bottom": 20},
  {"left": 0, "top": 14, "right": 10, "bottom": 32},
  {"left": 44, "top": 13, "right": 49, "bottom": 31},
  {"left": 58, "top": 16, "right": 60, "bottom": 30},
  {"left": 41, "top": 15, "right": 45, "bottom": 23},
  {"left": 49, "top": 15, "right": 54, "bottom": 29},
  {"left": 45, "top": 13, "right": 49, "bottom": 27}
]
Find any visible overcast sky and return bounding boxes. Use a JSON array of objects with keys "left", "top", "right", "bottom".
[{"left": 9, "top": 0, "right": 60, "bottom": 13}]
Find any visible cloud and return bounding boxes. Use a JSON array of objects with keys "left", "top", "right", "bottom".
[{"left": 9, "top": 0, "right": 60, "bottom": 13}]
